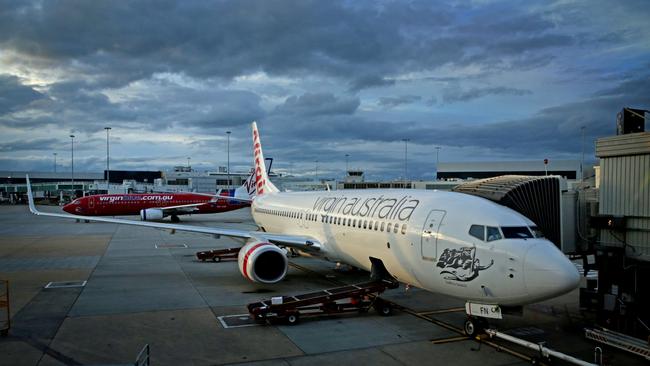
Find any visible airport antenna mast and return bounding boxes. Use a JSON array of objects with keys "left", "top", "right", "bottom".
[{"left": 105, "top": 127, "right": 111, "bottom": 190}]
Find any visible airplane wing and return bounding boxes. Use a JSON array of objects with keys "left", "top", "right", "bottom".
[
  {"left": 157, "top": 202, "right": 205, "bottom": 213},
  {"left": 26, "top": 175, "right": 319, "bottom": 252}
]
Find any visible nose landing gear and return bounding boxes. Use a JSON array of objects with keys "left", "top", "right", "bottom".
[{"left": 464, "top": 316, "right": 489, "bottom": 338}]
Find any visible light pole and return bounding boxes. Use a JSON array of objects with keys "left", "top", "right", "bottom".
[
  {"left": 345, "top": 154, "right": 349, "bottom": 172},
  {"left": 53, "top": 153, "right": 57, "bottom": 173},
  {"left": 226, "top": 131, "right": 231, "bottom": 191},
  {"left": 104, "top": 127, "right": 111, "bottom": 190},
  {"left": 580, "top": 126, "right": 586, "bottom": 183},
  {"left": 402, "top": 138, "right": 410, "bottom": 185},
  {"left": 435, "top": 146, "right": 441, "bottom": 180},
  {"left": 315, "top": 160, "right": 319, "bottom": 181},
  {"left": 70, "top": 134, "right": 75, "bottom": 198},
  {"left": 187, "top": 157, "right": 191, "bottom": 170}
]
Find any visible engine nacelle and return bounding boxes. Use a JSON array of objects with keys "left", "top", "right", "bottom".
[
  {"left": 238, "top": 240, "right": 288, "bottom": 284},
  {"left": 140, "top": 208, "right": 164, "bottom": 221}
]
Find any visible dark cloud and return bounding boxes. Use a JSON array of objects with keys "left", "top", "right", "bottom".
[
  {"left": 442, "top": 86, "right": 532, "bottom": 104},
  {"left": 0, "top": 0, "right": 590, "bottom": 91},
  {"left": 261, "top": 73, "right": 649, "bottom": 160},
  {"left": 349, "top": 75, "right": 396, "bottom": 91},
  {"left": 274, "top": 93, "right": 359, "bottom": 116},
  {"left": 0, "top": 138, "right": 59, "bottom": 152},
  {"left": 0, "top": 74, "right": 45, "bottom": 113},
  {"left": 0, "top": 1, "right": 648, "bottom": 177},
  {"left": 378, "top": 95, "right": 422, "bottom": 108}
]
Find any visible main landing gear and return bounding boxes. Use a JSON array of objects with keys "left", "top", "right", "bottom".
[{"left": 170, "top": 215, "right": 180, "bottom": 223}]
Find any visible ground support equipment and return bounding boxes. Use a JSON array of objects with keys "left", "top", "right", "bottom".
[
  {"left": 247, "top": 279, "right": 399, "bottom": 325},
  {"left": 585, "top": 327, "right": 650, "bottom": 361},
  {"left": 485, "top": 328, "right": 598, "bottom": 366},
  {"left": 196, "top": 247, "right": 241, "bottom": 262},
  {"left": 0, "top": 280, "right": 9, "bottom": 336}
]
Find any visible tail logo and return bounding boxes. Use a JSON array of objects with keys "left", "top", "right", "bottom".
[{"left": 253, "top": 128, "right": 266, "bottom": 195}]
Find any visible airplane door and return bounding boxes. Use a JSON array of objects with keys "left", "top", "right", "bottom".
[
  {"left": 421, "top": 210, "right": 446, "bottom": 261},
  {"left": 89, "top": 197, "right": 94, "bottom": 208}
]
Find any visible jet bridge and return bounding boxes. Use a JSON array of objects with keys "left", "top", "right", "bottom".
[{"left": 453, "top": 175, "right": 566, "bottom": 251}]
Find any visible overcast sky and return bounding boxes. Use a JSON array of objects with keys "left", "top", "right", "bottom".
[{"left": 0, "top": 0, "right": 648, "bottom": 180}]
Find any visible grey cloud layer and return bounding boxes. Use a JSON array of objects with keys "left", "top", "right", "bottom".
[{"left": 0, "top": 0, "right": 648, "bottom": 176}]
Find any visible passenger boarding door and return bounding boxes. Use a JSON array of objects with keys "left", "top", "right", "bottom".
[{"left": 421, "top": 210, "right": 446, "bottom": 261}]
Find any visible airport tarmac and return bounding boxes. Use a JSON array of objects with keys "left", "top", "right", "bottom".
[{"left": 0, "top": 205, "right": 644, "bottom": 366}]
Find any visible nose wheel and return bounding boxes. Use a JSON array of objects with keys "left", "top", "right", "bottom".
[{"left": 464, "top": 317, "right": 488, "bottom": 338}]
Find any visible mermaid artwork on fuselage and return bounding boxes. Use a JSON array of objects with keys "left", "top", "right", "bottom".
[{"left": 436, "top": 247, "right": 494, "bottom": 282}]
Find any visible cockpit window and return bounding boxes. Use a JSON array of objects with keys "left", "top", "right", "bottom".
[
  {"left": 501, "top": 226, "right": 533, "bottom": 239},
  {"left": 469, "top": 225, "right": 485, "bottom": 241},
  {"left": 72, "top": 199, "right": 81, "bottom": 205},
  {"left": 486, "top": 226, "right": 502, "bottom": 242},
  {"left": 530, "top": 226, "right": 544, "bottom": 238}
]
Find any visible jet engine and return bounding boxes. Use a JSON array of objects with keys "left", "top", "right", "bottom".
[
  {"left": 140, "top": 208, "right": 164, "bottom": 221},
  {"left": 238, "top": 240, "right": 288, "bottom": 284}
]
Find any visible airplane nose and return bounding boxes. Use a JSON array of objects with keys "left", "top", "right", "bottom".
[
  {"left": 62, "top": 204, "right": 74, "bottom": 214},
  {"left": 523, "top": 243, "right": 580, "bottom": 301}
]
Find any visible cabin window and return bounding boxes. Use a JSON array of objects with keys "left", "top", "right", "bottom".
[
  {"left": 386, "top": 223, "right": 392, "bottom": 232},
  {"left": 401, "top": 223, "right": 407, "bottom": 234},
  {"left": 363, "top": 220, "right": 367, "bottom": 229},
  {"left": 374, "top": 221, "right": 379, "bottom": 231},
  {"left": 368, "top": 220, "right": 373, "bottom": 230},
  {"left": 380, "top": 222, "right": 385, "bottom": 232},
  {"left": 501, "top": 226, "right": 534, "bottom": 239},
  {"left": 337, "top": 217, "right": 341, "bottom": 225},
  {"left": 469, "top": 225, "right": 485, "bottom": 241},
  {"left": 393, "top": 223, "right": 399, "bottom": 234},
  {"left": 487, "top": 226, "right": 502, "bottom": 242},
  {"left": 353, "top": 219, "right": 357, "bottom": 227}
]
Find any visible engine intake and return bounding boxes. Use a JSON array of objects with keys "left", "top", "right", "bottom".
[
  {"left": 238, "top": 240, "right": 288, "bottom": 284},
  {"left": 140, "top": 208, "right": 164, "bottom": 221}
]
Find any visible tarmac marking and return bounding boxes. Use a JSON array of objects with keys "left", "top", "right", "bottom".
[
  {"left": 155, "top": 243, "right": 188, "bottom": 248},
  {"left": 430, "top": 335, "right": 470, "bottom": 344},
  {"left": 218, "top": 314, "right": 261, "bottom": 329},
  {"left": 418, "top": 307, "right": 465, "bottom": 315}
]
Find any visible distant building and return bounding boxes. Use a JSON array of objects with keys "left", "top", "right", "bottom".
[{"left": 437, "top": 160, "right": 581, "bottom": 180}]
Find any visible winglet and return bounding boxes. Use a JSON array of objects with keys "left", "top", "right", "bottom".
[{"left": 26, "top": 175, "right": 40, "bottom": 215}]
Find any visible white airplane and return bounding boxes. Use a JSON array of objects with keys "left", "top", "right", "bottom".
[{"left": 26, "top": 122, "right": 580, "bottom": 336}]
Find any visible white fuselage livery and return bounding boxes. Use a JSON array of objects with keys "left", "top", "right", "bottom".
[{"left": 251, "top": 189, "right": 579, "bottom": 307}]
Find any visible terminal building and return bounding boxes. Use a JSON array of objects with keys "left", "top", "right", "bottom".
[{"left": 437, "top": 160, "right": 582, "bottom": 180}]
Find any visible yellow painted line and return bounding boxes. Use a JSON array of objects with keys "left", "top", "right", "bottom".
[
  {"left": 418, "top": 307, "right": 465, "bottom": 315},
  {"left": 430, "top": 336, "right": 469, "bottom": 344}
]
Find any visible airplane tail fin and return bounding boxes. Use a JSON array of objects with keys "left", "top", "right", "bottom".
[{"left": 251, "top": 121, "right": 279, "bottom": 196}]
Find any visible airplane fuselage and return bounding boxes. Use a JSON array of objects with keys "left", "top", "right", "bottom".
[
  {"left": 252, "top": 189, "right": 579, "bottom": 307},
  {"left": 64, "top": 193, "right": 248, "bottom": 216}
]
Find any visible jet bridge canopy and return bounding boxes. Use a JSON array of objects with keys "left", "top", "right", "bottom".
[{"left": 453, "top": 175, "right": 561, "bottom": 248}]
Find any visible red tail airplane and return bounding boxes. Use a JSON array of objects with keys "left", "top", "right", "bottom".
[{"left": 63, "top": 170, "right": 260, "bottom": 222}]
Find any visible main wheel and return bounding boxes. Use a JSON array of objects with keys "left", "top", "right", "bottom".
[
  {"left": 374, "top": 300, "right": 393, "bottom": 316},
  {"left": 171, "top": 215, "right": 180, "bottom": 223},
  {"left": 286, "top": 313, "right": 300, "bottom": 325}
]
